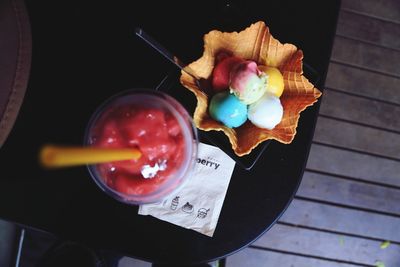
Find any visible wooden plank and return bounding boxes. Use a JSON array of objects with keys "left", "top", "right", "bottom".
[
  {"left": 253, "top": 224, "right": 400, "bottom": 266},
  {"left": 319, "top": 89, "right": 400, "bottom": 132},
  {"left": 297, "top": 171, "right": 400, "bottom": 215},
  {"left": 226, "top": 247, "right": 360, "bottom": 267},
  {"left": 325, "top": 63, "right": 400, "bottom": 105},
  {"left": 341, "top": 0, "right": 400, "bottom": 24},
  {"left": 307, "top": 144, "right": 400, "bottom": 187},
  {"left": 280, "top": 199, "right": 400, "bottom": 242},
  {"left": 337, "top": 10, "right": 400, "bottom": 50},
  {"left": 314, "top": 116, "right": 400, "bottom": 159},
  {"left": 331, "top": 36, "right": 400, "bottom": 77}
]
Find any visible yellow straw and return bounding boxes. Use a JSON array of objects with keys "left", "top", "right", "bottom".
[{"left": 40, "top": 145, "right": 142, "bottom": 168}]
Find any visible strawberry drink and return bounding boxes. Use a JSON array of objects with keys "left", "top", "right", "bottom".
[{"left": 85, "top": 90, "right": 197, "bottom": 204}]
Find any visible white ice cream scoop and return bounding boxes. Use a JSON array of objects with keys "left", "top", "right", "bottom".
[{"left": 248, "top": 93, "right": 283, "bottom": 129}]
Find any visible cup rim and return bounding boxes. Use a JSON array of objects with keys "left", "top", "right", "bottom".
[{"left": 84, "top": 89, "right": 198, "bottom": 205}]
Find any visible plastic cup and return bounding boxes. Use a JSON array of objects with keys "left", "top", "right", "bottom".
[{"left": 84, "top": 89, "right": 198, "bottom": 205}]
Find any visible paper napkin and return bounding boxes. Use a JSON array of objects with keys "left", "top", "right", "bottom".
[{"left": 139, "top": 142, "right": 236, "bottom": 237}]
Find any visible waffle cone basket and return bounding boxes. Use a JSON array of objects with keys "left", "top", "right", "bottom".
[{"left": 180, "top": 21, "right": 322, "bottom": 156}]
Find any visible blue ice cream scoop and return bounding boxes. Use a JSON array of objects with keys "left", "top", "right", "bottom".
[{"left": 209, "top": 91, "right": 248, "bottom": 128}]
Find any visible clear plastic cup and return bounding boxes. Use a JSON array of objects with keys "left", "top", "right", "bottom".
[{"left": 84, "top": 89, "right": 198, "bottom": 205}]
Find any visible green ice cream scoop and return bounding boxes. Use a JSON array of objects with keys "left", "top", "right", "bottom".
[{"left": 229, "top": 61, "right": 268, "bottom": 104}]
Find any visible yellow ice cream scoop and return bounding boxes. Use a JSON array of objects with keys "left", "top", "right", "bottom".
[{"left": 258, "top": 65, "right": 284, "bottom": 97}]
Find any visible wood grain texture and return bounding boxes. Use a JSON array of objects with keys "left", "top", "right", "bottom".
[
  {"left": 307, "top": 144, "right": 400, "bottom": 187},
  {"left": 298, "top": 171, "right": 400, "bottom": 215},
  {"left": 280, "top": 199, "right": 400, "bottom": 242},
  {"left": 337, "top": 10, "right": 400, "bottom": 50},
  {"left": 325, "top": 63, "right": 400, "bottom": 105},
  {"left": 331, "top": 36, "right": 400, "bottom": 77},
  {"left": 229, "top": 2, "right": 400, "bottom": 265},
  {"left": 314, "top": 116, "right": 400, "bottom": 159},
  {"left": 226, "top": 247, "right": 361, "bottom": 267},
  {"left": 253, "top": 224, "right": 400, "bottom": 266},
  {"left": 341, "top": 0, "right": 400, "bottom": 24},
  {"left": 319, "top": 90, "right": 400, "bottom": 132}
]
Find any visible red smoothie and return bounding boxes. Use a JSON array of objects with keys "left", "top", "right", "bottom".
[{"left": 86, "top": 91, "right": 196, "bottom": 204}]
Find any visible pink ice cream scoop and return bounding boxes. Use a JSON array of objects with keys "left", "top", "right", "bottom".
[{"left": 229, "top": 61, "right": 268, "bottom": 104}]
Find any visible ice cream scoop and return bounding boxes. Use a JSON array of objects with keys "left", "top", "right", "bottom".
[
  {"left": 248, "top": 93, "right": 283, "bottom": 129},
  {"left": 209, "top": 91, "right": 247, "bottom": 128},
  {"left": 258, "top": 65, "right": 284, "bottom": 97},
  {"left": 212, "top": 56, "right": 244, "bottom": 91},
  {"left": 229, "top": 61, "right": 268, "bottom": 104}
]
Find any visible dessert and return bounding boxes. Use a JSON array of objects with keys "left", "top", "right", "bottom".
[
  {"left": 229, "top": 61, "right": 268, "bottom": 104},
  {"left": 86, "top": 91, "right": 197, "bottom": 204},
  {"left": 180, "top": 21, "right": 322, "bottom": 156},
  {"left": 209, "top": 91, "right": 247, "bottom": 128},
  {"left": 182, "top": 202, "right": 194, "bottom": 213},
  {"left": 210, "top": 55, "right": 283, "bottom": 129},
  {"left": 92, "top": 107, "right": 184, "bottom": 195},
  {"left": 248, "top": 93, "right": 283, "bottom": 129},
  {"left": 258, "top": 65, "right": 284, "bottom": 97},
  {"left": 212, "top": 55, "right": 244, "bottom": 91}
]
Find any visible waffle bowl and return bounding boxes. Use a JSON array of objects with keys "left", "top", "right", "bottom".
[{"left": 180, "top": 21, "right": 322, "bottom": 157}]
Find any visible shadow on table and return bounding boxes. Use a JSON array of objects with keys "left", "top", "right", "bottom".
[{"left": 0, "top": 219, "right": 225, "bottom": 267}]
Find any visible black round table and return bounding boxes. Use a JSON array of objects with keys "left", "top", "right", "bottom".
[{"left": 0, "top": 0, "right": 340, "bottom": 264}]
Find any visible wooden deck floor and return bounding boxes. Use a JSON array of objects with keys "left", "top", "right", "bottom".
[{"left": 227, "top": 0, "right": 400, "bottom": 266}]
